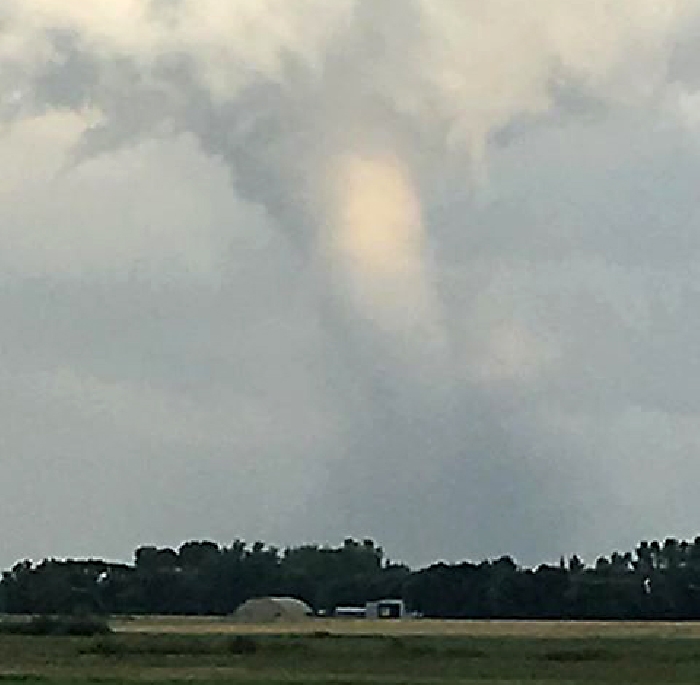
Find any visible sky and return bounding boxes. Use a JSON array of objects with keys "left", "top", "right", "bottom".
[{"left": 2, "top": 0, "right": 700, "bottom": 569}]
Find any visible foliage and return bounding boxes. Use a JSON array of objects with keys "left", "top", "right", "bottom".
[{"left": 5, "top": 535, "right": 700, "bottom": 619}]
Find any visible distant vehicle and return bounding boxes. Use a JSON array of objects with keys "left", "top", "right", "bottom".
[
  {"left": 333, "top": 606, "right": 367, "bottom": 618},
  {"left": 331, "top": 599, "right": 406, "bottom": 619}
]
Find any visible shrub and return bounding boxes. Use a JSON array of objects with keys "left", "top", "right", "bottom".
[
  {"left": 226, "top": 635, "right": 258, "bottom": 655},
  {"left": 0, "top": 615, "right": 111, "bottom": 636},
  {"left": 84, "top": 634, "right": 258, "bottom": 657}
]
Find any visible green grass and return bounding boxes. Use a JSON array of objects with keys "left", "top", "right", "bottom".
[{"left": 1, "top": 625, "right": 700, "bottom": 683}]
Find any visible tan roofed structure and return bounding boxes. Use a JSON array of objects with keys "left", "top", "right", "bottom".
[{"left": 233, "top": 596, "right": 313, "bottom": 623}]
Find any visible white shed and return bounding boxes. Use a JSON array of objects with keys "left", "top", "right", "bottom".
[{"left": 365, "top": 599, "right": 405, "bottom": 619}]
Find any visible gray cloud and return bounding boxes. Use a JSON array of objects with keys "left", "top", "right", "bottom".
[{"left": 2, "top": 2, "right": 700, "bottom": 568}]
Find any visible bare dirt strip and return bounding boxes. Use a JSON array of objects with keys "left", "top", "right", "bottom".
[{"left": 111, "top": 616, "right": 700, "bottom": 638}]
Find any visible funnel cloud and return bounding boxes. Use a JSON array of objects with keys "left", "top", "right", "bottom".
[
  {"left": 2, "top": 1, "right": 700, "bottom": 568},
  {"left": 322, "top": 151, "right": 439, "bottom": 336}
]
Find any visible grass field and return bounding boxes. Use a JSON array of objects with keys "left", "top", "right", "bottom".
[{"left": 2, "top": 618, "right": 700, "bottom": 683}]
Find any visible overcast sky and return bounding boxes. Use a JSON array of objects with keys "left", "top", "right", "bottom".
[{"left": 3, "top": 1, "right": 700, "bottom": 569}]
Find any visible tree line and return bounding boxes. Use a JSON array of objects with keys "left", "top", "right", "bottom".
[{"left": 3, "top": 536, "right": 700, "bottom": 619}]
